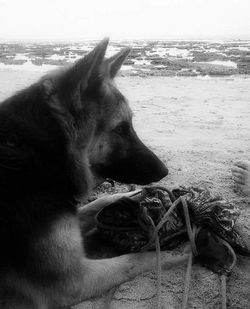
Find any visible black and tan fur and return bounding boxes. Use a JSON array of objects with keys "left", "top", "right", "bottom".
[{"left": 0, "top": 39, "right": 186, "bottom": 308}]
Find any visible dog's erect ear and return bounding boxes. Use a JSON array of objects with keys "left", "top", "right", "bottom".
[
  {"left": 57, "top": 38, "right": 109, "bottom": 94},
  {"left": 106, "top": 48, "right": 131, "bottom": 78},
  {"left": 73, "top": 38, "right": 109, "bottom": 92}
]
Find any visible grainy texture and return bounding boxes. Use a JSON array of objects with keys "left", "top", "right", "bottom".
[
  {"left": 77, "top": 76, "right": 250, "bottom": 309},
  {"left": 0, "top": 72, "right": 249, "bottom": 309}
]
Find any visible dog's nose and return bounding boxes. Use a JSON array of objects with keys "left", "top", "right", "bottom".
[
  {"left": 158, "top": 161, "right": 169, "bottom": 179},
  {"left": 133, "top": 146, "right": 169, "bottom": 184},
  {"left": 149, "top": 158, "right": 168, "bottom": 183}
]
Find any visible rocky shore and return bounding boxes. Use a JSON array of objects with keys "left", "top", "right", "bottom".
[{"left": 0, "top": 40, "right": 250, "bottom": 76}]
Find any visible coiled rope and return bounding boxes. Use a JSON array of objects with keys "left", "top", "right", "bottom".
[
  {"left": 145, "top": 195, "right": 237, "bottom": 309},
  {"left": 105, "top": 193, "right": 237, "bottom": 309}
]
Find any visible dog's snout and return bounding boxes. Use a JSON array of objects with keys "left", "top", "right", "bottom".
[
  {"left": 126, "top": 142, "right": 168, "bottom": 185},
  {"left": 154, "top": 159, "right": 168, "bottom": 180},
  {"left": 140, "top": 150, "right": 168, "bottom": 184}
]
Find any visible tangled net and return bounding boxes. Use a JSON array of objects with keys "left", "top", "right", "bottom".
[{"left": 95, "top": 186, "right": 250, "bottom": 309}]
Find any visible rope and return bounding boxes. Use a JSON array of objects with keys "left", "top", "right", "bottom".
[
  {"left": 140, "top": 196, "right": 183, "bottom": 308},
  {"left": 181, "top": 197, "right": 198, "bottom": 256},
  {"left": 104, "top": 190, "right": 237, "bottom": 309},
  {"left": 147, "top": 194, "right": 236, "bottom": 309},
  {"left": 147, "top": 216, "right": 162, "bottom": 309},
  {"left": 145, "top": 196, "right": 188, "bottom": 309},
  {"left": 180, "top": 197, "right": 199, "bottom": 309},
  {"left": 219, "top": 239, "right": 237, "bottom": 309},
  {"left": 146, "top": 185, "right": 176, "bottom": 202},
  {"left": 142, "top": 195, "right": 193, "bottom": 309},
  {"left": 180, "top": 197, "right": 237, "bottom": 309},
  {"left": 104, "top": 195, "right": 183, "bottom": 309},
  {"left": 141, "top": 197, "right": 182, "bottom": 252},
  {"left": 182, "top": 251, "right": 193, "bottom": 309}
]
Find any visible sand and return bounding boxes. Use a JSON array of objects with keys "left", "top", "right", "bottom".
[{"left": 0, "top": 71, "right": 249, "bottom": 308}]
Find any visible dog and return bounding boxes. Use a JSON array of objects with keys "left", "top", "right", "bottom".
[{"left": 0, "top": 39, "right": 187, "bottom": 308}]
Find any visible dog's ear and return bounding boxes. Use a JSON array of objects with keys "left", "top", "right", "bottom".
[
  {"left": 42, "top": 38, "right": 109, "bottom": 96},
  {"left": 42, "top": 39, "right": 109, "bottom": 97},
  {"left": 70, "top": 38, "right": 109, "bottom": 92},
  {"left": 106, "top": 48, "right": 131, "bottom": 78}
]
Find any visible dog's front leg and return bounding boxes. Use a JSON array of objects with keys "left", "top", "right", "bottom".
[
  {"left": 11, "top": 215, "right": 187, "bottom": 308},
  {"left": 78, "top": 190, "right": 141, "bottom": 234},
  {"left": 74, "top": 251, "right": 188, "bottom": 303}
]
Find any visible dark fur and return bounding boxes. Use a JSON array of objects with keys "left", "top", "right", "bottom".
[{"left": 0, "top": 39, "right": 173, "bottom": 308}]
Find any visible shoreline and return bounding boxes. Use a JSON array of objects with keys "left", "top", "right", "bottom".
[{"left": 1, "top": 39, "right": 250, "bottom": 77}]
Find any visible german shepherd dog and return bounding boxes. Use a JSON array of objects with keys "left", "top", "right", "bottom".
[{"left": 0, "top": 39, "right": 187, "bottom": 308}]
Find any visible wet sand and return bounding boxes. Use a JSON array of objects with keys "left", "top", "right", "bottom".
[{"left": 0, "top": 71, "right": 249, "bottom": 308}]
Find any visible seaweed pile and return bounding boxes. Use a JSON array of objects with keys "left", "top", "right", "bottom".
[{"left": 95, "top": 186, "right": 250, "bottom": 308}]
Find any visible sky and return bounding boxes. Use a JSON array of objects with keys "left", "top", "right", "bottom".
[{"left": 0, "top": 0, "right": 250, "bottom": 41}]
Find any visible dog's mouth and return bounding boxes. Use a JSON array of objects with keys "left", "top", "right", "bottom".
[{"left": 90, "top": 162, "right": 168, "bottom": 187}]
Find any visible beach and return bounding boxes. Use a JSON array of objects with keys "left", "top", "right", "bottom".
[
  {"left": 1, "top": 39, "right": 250, "bottom": 77},
  {"left": 0, "top": 68, "right": 250, "bottom": 308}
]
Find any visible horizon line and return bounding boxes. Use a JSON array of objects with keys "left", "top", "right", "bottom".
[{"left": 1, "top": 34, "right": 250, "bottom": 43}]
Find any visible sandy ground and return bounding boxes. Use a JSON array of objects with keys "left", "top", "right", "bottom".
[{"left": 0, "top": 71, "right": 249, "bottom": 308}]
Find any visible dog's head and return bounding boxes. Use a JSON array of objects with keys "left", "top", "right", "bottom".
[{"left": 43, "top": 39, "right": 168, "bottom": 187}]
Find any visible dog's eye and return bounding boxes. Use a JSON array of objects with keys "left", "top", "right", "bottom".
[{"left": 114, "top": 123, "right": 129, "bottom": 136}]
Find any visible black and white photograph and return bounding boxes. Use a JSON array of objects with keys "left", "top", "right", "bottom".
[{"left": 0, "top": 0, "right": 249, "bottom": 308}]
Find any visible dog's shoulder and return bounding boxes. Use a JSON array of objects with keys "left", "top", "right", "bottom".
[{"left": 0, "top": 78, "right": 90, "bottom": 275}]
